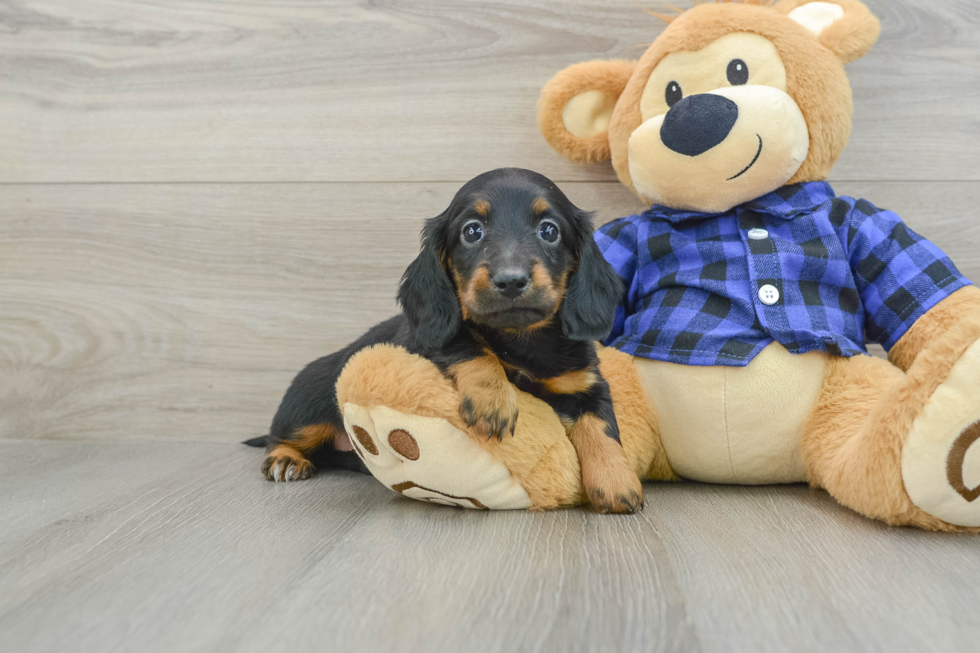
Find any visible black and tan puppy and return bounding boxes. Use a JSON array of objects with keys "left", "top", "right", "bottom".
[{"left": 250, "top": 168, "right": 643, "bottom": 513}]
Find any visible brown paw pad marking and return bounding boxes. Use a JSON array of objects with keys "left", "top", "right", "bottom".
[
  {"left": 388, "top": 429, "right": 419, "bottom": 460},
  {"left": 351, "top": 426, "right": 378, "bottom": 455},
  {"left": 349, "top": 426, "right": 419, "bottom": 461},
  {"left": 392, "top": 481, "right": 488, "bottom": 510},
  {"left": 947, "top": 420, "right": 980, "bottom": 502}
]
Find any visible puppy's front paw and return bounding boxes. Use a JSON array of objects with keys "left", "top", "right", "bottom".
[
  {"left": 570, "top": 415, "right": 644, "bottom": 514},
  {"left": 450, "top": 354, "right": 519, "bottom": 441},
  {"left": 582, "top": 455, "right": 644, "bottom": 514},
  {"left": 459, "top": 385, "right": 519, "bottom": 441},
  {"left": 585, "top": 480, "right": 644, "bottom": 515}
]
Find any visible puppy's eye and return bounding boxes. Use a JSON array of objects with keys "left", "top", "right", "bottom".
[
  {"left": 665, "top": 81, "right": 683, "bottom": 108},
  {"left": 727, "top": 59, "right": 748, "bottom": 86},
  {"left": 461, "top": 220, "right": 484, "bottom": 245},
  {"left": 538, "top": 220, "right": 560, "bottom": 244}
]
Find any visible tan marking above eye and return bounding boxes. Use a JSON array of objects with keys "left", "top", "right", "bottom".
[
  {"left": 474, "top": 199, "right": 490, "bottom": 216},
  {"left": 533, "top": 197, "right": 550, "bottom": 214},
  {"left": 640, "top": 32, "right": 788, "bottom": 122}
]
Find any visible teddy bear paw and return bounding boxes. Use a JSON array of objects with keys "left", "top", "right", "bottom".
[
  {"left": 341, "top": 403, "right": 532, "bottom": 510},
  {"left": 902, "top": 339, "right": 980, "bottom": 527}
]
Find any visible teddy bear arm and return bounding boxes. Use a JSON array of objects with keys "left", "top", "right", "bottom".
[
  {"left": 888, "top": 286, "right": 980, "bottom": 372},
  {"left": 335, "top": 343, "right": 586, "bottom": 510}
]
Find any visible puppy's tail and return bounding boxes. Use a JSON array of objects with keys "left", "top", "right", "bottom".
[{"left": 242, "top": 435, "right": 269, "bottom": 448}]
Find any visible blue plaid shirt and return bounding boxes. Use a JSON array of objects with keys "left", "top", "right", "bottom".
[{"left": 596, "top": 182, "right": 971, "bottom": 367}]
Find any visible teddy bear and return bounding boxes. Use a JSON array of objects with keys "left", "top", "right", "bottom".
[{"left": 336, "top": 0, "right": 980, "bottom": 531}]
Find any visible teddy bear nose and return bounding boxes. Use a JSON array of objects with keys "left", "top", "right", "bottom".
[{"left": 660, "top": 93, "right": 739, "bottom": 157}]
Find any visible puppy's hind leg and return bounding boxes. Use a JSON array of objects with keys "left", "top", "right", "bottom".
[{"left": 262, "top": 423, "right": 346, "bottom": 482}]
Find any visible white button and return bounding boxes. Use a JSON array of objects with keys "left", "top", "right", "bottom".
[
  {"left": 758, "top": 284, "right": 780, "bottom": 305},
  {"left": 747, "top": 228, "right": 769, "bottom": 240}
]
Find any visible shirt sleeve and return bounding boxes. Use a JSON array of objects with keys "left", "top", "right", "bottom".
[
  {"left": 594, "top": 216, "right": 639, "bottom": 345},
  {"left": 842, "top": 198, "right": 972, "bottom": 350}
]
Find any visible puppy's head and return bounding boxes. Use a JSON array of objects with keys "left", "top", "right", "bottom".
[{"left": 398, "top": 168, "right": 622, "bottom": 350}]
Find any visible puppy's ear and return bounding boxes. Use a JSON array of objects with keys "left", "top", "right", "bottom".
[
  {"left": 397, "top": 213, "right": 462, "bottom": 350},
  {"left": 560, "top": 212, "right": 623, "bottom": 342}
]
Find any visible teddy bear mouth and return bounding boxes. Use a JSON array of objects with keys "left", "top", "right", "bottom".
[{"left": 726, "top": 134, "right": 764, "bottom": 181}]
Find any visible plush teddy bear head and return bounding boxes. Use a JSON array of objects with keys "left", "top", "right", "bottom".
[{"left": 538, "top": 0, "right": 881, "bottom": 213}]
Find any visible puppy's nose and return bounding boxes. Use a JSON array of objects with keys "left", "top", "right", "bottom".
[
  {"left": 660, "top": 93, "right": 738, "bottom": 157},
  {"left": 492, "top": 269, "right": 529, "bottom": 299}
]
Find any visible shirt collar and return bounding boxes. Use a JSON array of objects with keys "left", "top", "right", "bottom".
[{"left": 646, "top": 181, "right": 837, "bottom": 223}]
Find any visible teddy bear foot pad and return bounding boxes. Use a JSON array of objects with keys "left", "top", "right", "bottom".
[
  {"left": 342, "top": 403, "right": 532, "bottom": 510},
  {"left": 903, "top": 339, "right": 980, "bottom": 527}
]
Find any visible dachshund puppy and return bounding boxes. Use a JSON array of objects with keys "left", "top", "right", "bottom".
[{"left": 251, "top": 168, "right": 643, "bottom": 513}]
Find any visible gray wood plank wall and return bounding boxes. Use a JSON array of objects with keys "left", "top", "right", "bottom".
[{"left": 2, "top": 0, "right": 978, "bottom": 444}]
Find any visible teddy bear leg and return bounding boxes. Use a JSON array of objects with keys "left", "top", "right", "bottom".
[
  {"left": 335, "top": 343, "right": 583, "bottom": 510},
  {"left": 801, "top": 313, "right": 980, "bottom": 531}
]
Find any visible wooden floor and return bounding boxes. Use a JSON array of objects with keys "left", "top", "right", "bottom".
[
  {"left": 1, "top": 1, "right": 979, "bottom": 651},
  {"left": 1, "top": 439, "right": 979, "bottom": 653}
]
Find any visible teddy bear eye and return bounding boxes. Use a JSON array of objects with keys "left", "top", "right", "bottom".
[
  {"left": 727, "top": 58, "right": 749, "bottom": 86},
  {"left": 665, "top": 81, "right": 683, "bottom": 108}
]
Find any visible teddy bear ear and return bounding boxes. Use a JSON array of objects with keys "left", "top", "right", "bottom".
[
  {"left": 537, "top": 59, "right": 636, "bottom": 164},
  {"left": 773, "top": 0, "right": 881, "bottom": 64}
]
